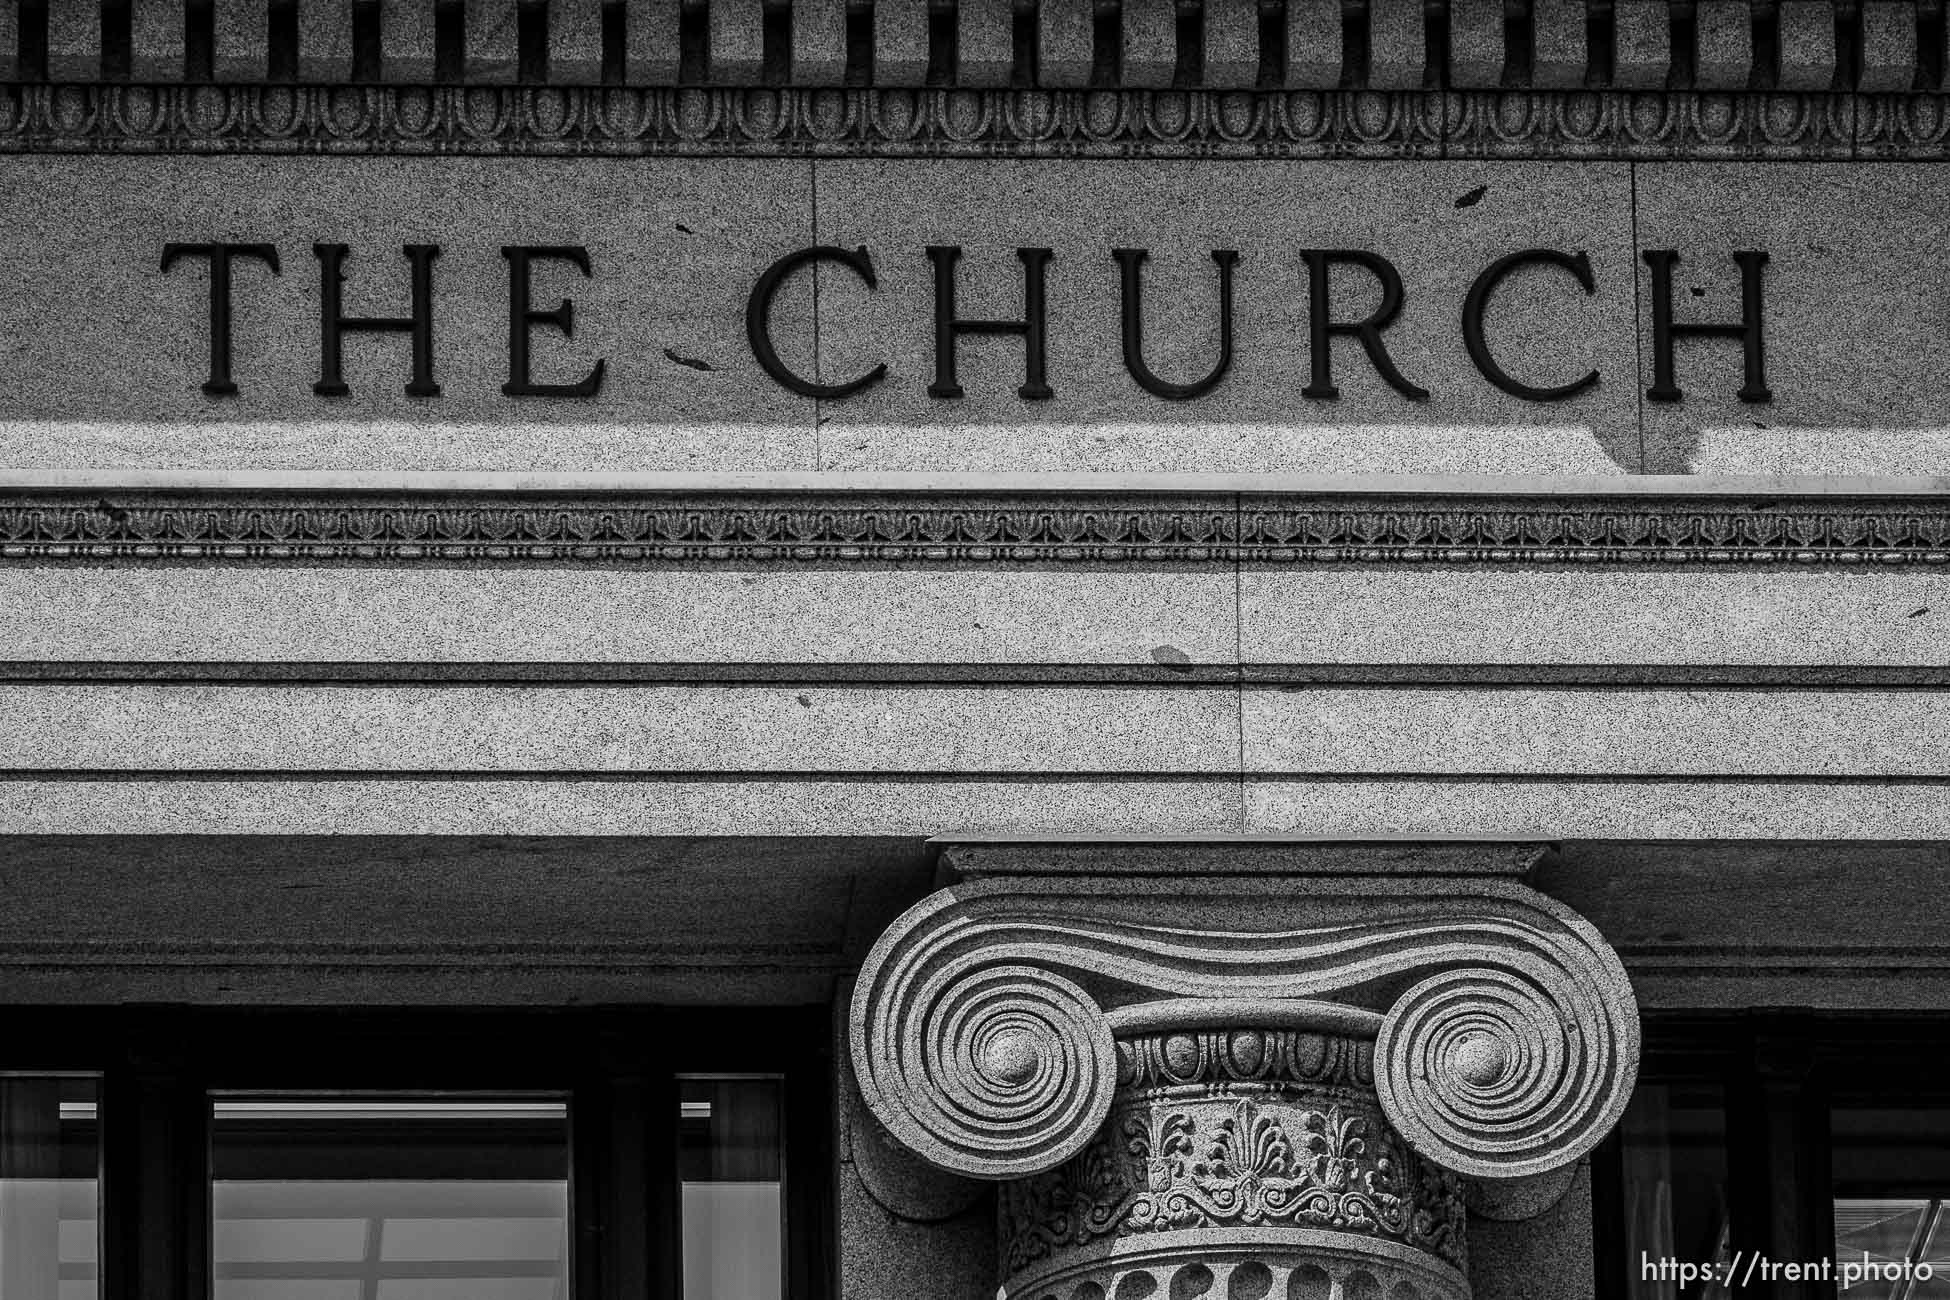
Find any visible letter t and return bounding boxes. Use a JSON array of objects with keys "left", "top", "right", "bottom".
[{"left": 160, "top": 242, "right": 281, "bottom": 396}]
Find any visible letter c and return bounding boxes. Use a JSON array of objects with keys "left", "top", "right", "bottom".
[
  {"left": 746, "top": 245, "right": 887, "bottom": 399},
  {"left": 1462, "top": 249, "right": 1600, "bottom": 402}
]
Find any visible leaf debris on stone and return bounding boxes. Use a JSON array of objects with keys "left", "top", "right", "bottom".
[{"left": 1149, "top": 645, "right": 1193, "bottom": 673}]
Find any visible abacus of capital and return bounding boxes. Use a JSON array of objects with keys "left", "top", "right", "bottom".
[{"left": 848, "top": 842, "right": 1641, "bottom": 1300}]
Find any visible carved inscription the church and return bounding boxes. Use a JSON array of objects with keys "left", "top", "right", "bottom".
[{"left": 157, "top": 240, "right": 1772, "bottom": 405}]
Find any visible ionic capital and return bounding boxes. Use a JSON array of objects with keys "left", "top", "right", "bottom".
[{"left": 848, "top": 870, "right": 1640, "bottom": 1187}]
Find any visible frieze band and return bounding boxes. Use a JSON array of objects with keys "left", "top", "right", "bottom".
[
  {"left": 7, "top": 84, "right": 1950, "bottom": 158},
  {"left": 6, "top": 490, "right": 1950, "bottom": 566}
]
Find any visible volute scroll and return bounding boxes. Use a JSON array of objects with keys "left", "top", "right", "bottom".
[{"left": 848, "top": 876, "right": 1640, "bottom": 1187}]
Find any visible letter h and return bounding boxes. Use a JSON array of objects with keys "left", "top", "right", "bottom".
[
  {"left": 926, "top": 246, "right": 1053, "bottom": 401},
  {"left": 1642, "top": 249, "right": 1771, "bottom": 403},
  {"left": 313, "top": 244, "right": 441, "bottom": 397}
]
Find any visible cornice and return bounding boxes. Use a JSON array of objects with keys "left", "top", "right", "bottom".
[
  {"left": 5, "top": 487, "right": 1950, "bottom": 566},
  {"left": 1, "top": 0, "right": 1946, "bottom": 159}
]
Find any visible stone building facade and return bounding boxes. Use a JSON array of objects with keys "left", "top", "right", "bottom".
[{"left": 2, "top": 2, "right": 1948, "bottom": 1300}]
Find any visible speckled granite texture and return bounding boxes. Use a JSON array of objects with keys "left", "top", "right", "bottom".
[{"left": 10, "top": 156, "right": 1950, "bottom": 475}]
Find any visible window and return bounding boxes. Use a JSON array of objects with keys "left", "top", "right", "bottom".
[
  {"left": 1596, "top": 1017, "right": 1950, "bottom": 1300},
  {"left": 1613, "top": 1080, "right": 1732, "bottom": 1300},
  {"left": 0, "top": 1010, "right": 832, "bottom": 1300},
  {"left": 679, "top": 1079, "right": 784, "bottom": 1300},
  {"left": 210, "top": 1098, "right": 572, "bottom": 1300},
  {"left": 0, "top": 1076, "right": 99, "bottom": 1300},
  {"left": 1831, "top": 1106, "right": 1950, "bottom": 1300}
]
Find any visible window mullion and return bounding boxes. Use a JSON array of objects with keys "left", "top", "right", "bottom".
[
  {"left": 595, "top": 1023, "right": 669, "bottom": 1300},
  {"left": 573, "top": 1077, "right": 609, "bottom": 1300},
  {"left": 592, "top": 1065, "right": 662, "bottom": 1300},
  {"left": 102, "top": 1054, "right": 208, "bottom": 1300},
  {"left": 1729, "top": 1018, "right": 1827, "bottom": 1300},
  {"left": 1800, "top": 1061, "right": 1836, "bottom": 1300},
  {"left": 646, "top": 1069, "right": 683, "bottom": 1300},
  {"left": 783, "top": 1026, "right": 837, "bottom": 1300}
]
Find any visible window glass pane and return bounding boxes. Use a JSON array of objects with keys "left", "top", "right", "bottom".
[
  {"left": 679, "top": 1078, "right": 783, "bottom": 1300},
  {"left": 1833, "top": 1106, "right": 1950, "bottom": 1300},
  {"left": 210, "top": 1097, "right": 569, "bottom": 1300},
  {"left": 1616, "top": 1081, "right": 1732, "bottom": 1300},
  {"left": 0, "top": 1077, "right": 98, "bottom": 1300}
]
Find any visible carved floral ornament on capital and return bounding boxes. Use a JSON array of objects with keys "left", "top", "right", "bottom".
[{"left": 848, "top": 878, "right": 1640, "bottom": 1298}]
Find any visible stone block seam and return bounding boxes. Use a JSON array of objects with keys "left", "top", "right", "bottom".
[{"left": 1, "top": 0, "right": 1935, "bottom": 92}]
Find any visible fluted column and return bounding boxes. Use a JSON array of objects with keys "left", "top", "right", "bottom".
[{"left": 847, "top": 847, "right": 1640, "bottom": 1300}]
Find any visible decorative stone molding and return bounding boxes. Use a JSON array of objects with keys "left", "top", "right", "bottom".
[
  {"left": 7, "top": 488, "right": 1950, "bottom": 567},
  {"left": 1441, "top": 89, "right": 1859, "bottom": 160},
  {"left": 4, "top": 0, "right": 1938, "bottom": 157},
  {"left": 0, "top": 84, "right": 1450, "bottom": 158},
  {"left": 848, "top": 872, "right": 1640, "bottom": 1184},
  {"left": 1002, "top": 1007, "right": 1467, "bottom": 1269},
  {"left": 849, "top": 859, "right": 1639, "bottom": 1300},
  {"left": 5, "top": 84, "right": 1948, "bottom": 159},
  {"left": 0, "top": 0, "right": 1935, "bottom": 98}
]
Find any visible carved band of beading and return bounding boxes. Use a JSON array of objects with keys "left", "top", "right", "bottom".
[{"left": 848, "top": 877, "right": 1640, "bottom": 1184}]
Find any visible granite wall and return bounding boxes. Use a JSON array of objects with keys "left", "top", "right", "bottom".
[
  {"left": 9, "top": 155, "right": 1950, "bottom": 475},
  {"left": 5, "top": 552, "right": 1950, "bottom": 841}
]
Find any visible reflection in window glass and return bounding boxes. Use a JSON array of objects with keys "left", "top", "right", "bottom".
[
  {"left": 0, "top": 1077, "right": 98, "bottom": 1300},
  {"left": 1833, "top": 1107, "right": 1950, "bottom": 1300},
  {"left": 1833, "top": 1202, "right": 1949, "bottom": 1300},
  {"left": 210, "top": 1098, "right": 570, "bottom": 1300},
  {"left": 679, "top": 1078, "right": 783, "bottom": 1300},
  {"left": 1617, "top": 1082, "right": 1733, "bottom": 1300}
]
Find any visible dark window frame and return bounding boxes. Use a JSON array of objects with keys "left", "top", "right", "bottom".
[
  {"left": 0, "top": 1006, "right": 836, "bottom": 1300},
  {"left": 1594, "top": 1012, "right": 1950, "bottom": 1300}
]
